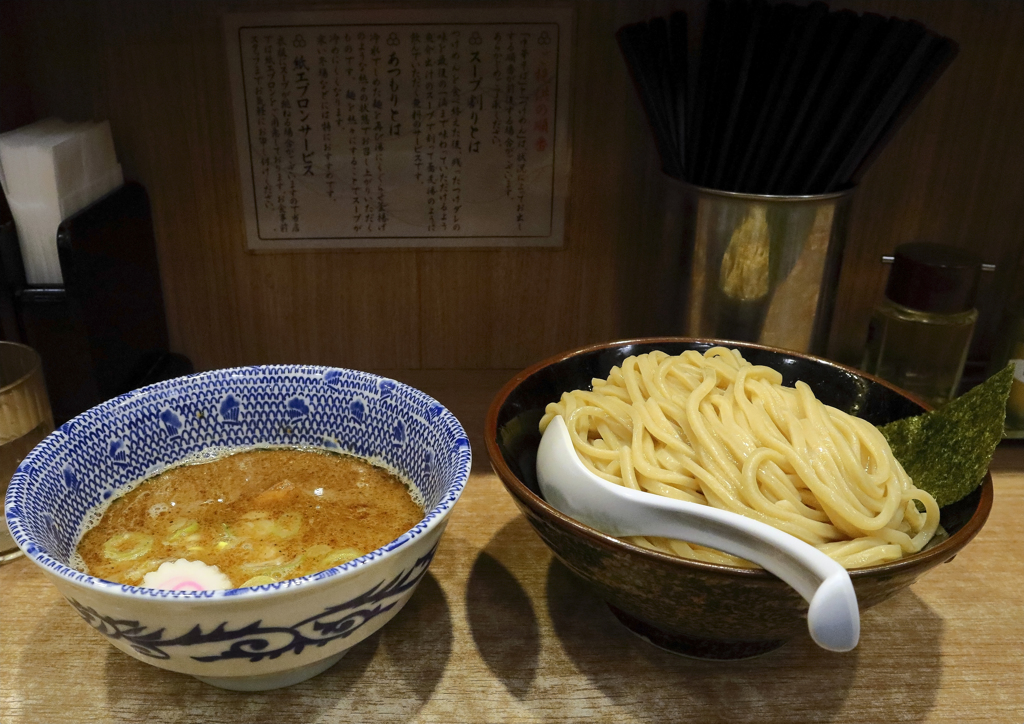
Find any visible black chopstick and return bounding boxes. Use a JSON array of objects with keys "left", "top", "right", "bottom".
[
  {"left": 649, "top": 17, "right": 680, "bottom": 170},
  {"left": 844, "top": 35, "right": 958, "bottom": 187},
  {"left": 804, "top": 19, "right": 927, "bottom": 193},
  {"left": 709, "top": 0, "right": 769, "bottom": 191},
  {"left": 725, "top": 2, "right": 799, "bottom": 192},
  {"left": 689, "top": 0, "right": 732, "bottom": 185},
  {"left": 777, "top": 11, "right": 890, "bottom": 194},
  {"left": 764, "top": 9, "right": 859, "bottom": 194},
  {"left": 739, "top": 2, "right": 829, "bottom": 193},
  {"left": 614, "top": 2, "right": 957, "bottom": 194},
  {"left": 669, "top": 11, "right": 689, "bottom": 178},
  {"left": 616, "top": 23, "right": 684, "bottom": 178}
]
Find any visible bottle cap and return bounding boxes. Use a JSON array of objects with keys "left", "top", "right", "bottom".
[{"left": 886, "top": 242, "right": 982, "bottom": 314}]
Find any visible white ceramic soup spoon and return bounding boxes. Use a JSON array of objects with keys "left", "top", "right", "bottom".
[{"left": 536, "top": 415, "right": 860, "bottom": 652}]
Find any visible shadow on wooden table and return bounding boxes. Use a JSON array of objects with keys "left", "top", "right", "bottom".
[
  {"left": 91, "top": 572, "right": 452, "bottom": 723},
  {"left": 372, "top": 571, "right": 454, "bottom": 705},
  {"left": 466, "top": 551, "right": 542, "bottom": 699},
  {"left": 545, "top": 559, "right": 945, "bottom": 724},
  {"left": 463, "top": 513, "right": 552, "bottom": 701}
]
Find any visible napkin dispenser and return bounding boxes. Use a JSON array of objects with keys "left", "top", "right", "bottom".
[{"left": 0, "top": 182, "right": 192, "bottom": 423}]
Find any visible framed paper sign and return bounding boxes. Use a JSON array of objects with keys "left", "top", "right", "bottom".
[{"left": 224, "top": 7, "right": 573, "bottom": 250}]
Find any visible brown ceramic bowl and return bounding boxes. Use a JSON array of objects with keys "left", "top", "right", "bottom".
[{"left": 485, "top": 338, "right": 993, "bottom": 659}]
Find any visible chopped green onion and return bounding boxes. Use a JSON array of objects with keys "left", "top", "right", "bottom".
[
  {"left": 124, "top": 557, "right": 172, "bottom": 582},
  {"left": 320, "top": 547, "right": 362, "bottom": 568},
  {"left": 272, "top": 512, "right": 302, "bottom": 539},
  {"left": 240, "top": 553, "right": 304, "bottom": 580},
  {"left": 236, "top": 517, "right": 274, "bottom": 537},
  {"left": 103, "top": 532, "right": 154, "bottom": 561},
  {"left": 167, "top": 520, "right": 199, "bottom": 542},
  {"left": 239, "top": 575, "right": 276, "bottom": 588},
  {"left": 215, "top": 523, "right": 238, "bottom": 551},
  {"left": 304, "top": 544, "right": 332, "bottom": 559}
]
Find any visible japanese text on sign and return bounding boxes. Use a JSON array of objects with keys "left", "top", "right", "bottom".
[{"left": 226, "top": 9, "right": 572, "bottom": 250}]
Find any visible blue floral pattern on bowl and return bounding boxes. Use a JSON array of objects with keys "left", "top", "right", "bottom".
[
  {"left": 68, "top": 546, "right": 438, "bottom": 663},
  {"left": 6, "top": 365, "right": 471, "bottom": 597},
  {"left": 3, "top": 366, "right": 471, "bottom": 689}
]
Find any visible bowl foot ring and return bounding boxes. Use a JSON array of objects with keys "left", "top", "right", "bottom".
[
  {"left": 608, "top": 604, "right": 788, "bottom": 660},
  {"left": 192, "top": 647, "right": 352, "bottom": 691}
]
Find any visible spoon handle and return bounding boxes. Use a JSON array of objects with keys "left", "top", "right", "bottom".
[{"left": 537, "top": 416, "right": 859, "bottom": 652}]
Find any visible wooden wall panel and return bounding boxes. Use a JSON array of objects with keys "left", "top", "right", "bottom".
[
  {"left": 3, "top": 0, "right": 1022, "bottom": 373},
  {"left": 86, "top": 1, "right": 424, "bottom": 371}
]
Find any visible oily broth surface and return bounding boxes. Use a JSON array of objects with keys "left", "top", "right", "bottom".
[{"left": 76, "top": 448, "right": 424, "bottom": 588}]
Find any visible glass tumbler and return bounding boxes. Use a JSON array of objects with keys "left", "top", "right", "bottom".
[{"left": 1, "top": 342, "right": 54, "bottom": 563}]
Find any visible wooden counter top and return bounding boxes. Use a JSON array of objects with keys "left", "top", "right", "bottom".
[{"left": 2, "top": 371, "right": 1021, "bottom": 723}]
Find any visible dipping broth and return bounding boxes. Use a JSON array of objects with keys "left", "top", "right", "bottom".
[{"left": 75, "top": 448, "right": 424, "bottom": 588}]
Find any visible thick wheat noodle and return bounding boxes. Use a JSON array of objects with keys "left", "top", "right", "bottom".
[{"left": 539, "top": 347, "right": 941, "bottom": 569}]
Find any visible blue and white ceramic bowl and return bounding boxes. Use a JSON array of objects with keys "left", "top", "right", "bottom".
[{"left": 5, "top": 366, "right": 471, "bottom": 690}]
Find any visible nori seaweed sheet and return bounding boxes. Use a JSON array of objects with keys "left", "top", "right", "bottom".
[{"left": 879, "top": 364, "right": 1013, "bottom": 508}]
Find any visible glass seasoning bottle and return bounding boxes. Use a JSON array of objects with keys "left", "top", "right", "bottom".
[
  {"left": 862, "top": 242, "right": 982, "bottom": 408},
  {"left": 1004, "top": 317, "right": 1024, "bottom": 435},
  {"left": 988, "top": 283, "right": 1024, "bottom": 437}
]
